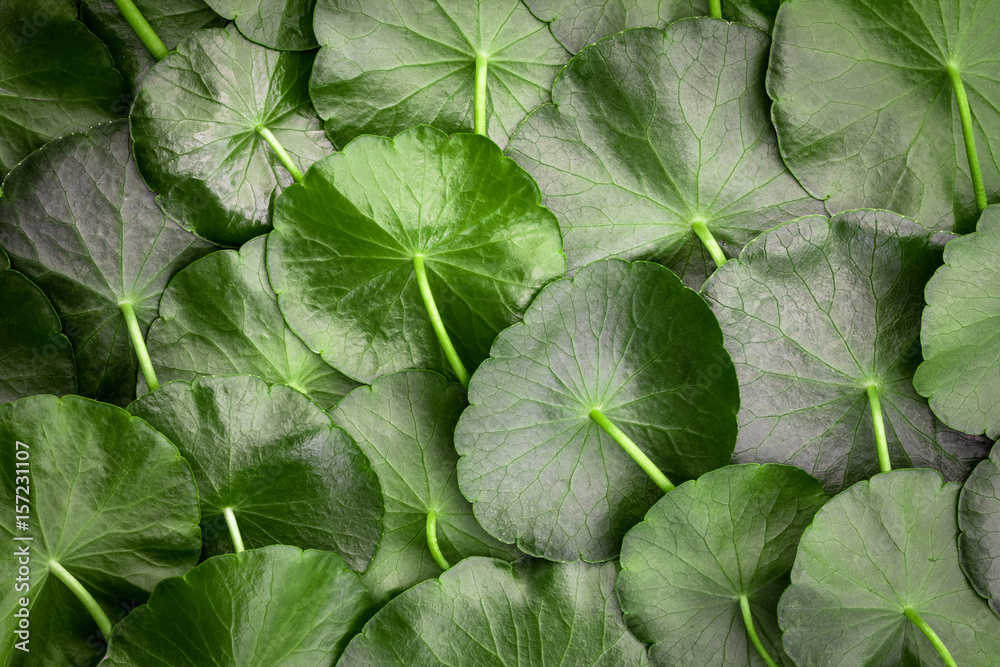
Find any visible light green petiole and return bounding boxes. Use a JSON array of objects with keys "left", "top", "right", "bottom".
[
  {"left": 709, "top": 0, "right": 723, "bottom": 19},
  {"left": 739, "top": 596, "right": 779, "bottom": 667},
  {"left": 904, "top": 607, "right": 958, "bottom": 667},
  {"left": 256, "top": 126, "right": 304, "bottom": 183},
  {"left": 589, "top": 409, "right": 674, "bottom": 493},
  {"left": 223, "top": 508, "right": 245, "bottom": 554},
  {"left": 692, "top": 220, "right": 727, "bottom": 268},
  {"left": 48, "top": 560, "right": 113, "bottom": 641},
  {"left": 120, "top": 302, "right": 159, "bottom": 391},
  {"left": 425, "top": 510, "right": 450, "bottom": 571},
  {"left": 474, "top": 53, "right": 489, "bottom": 136},
  {"left": 412, "top": 254, "right": 470, "bottom": 388},
  {"left": 865, "top": 384, "right": 890, "bottom": 474},
  {"left": 111, "top": 0, "right": 168, "bottom": 61},
  {"left": 946, "top": 64, "right": 988, "bottom": 217}
]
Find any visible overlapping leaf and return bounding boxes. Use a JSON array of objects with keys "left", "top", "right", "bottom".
[
  {"left": 455, "top": 259, "right": 739, "bottom": 562},
  {"left": 0, "top": 121, "right": 212, "bottom": 406},
  {"left": 0, "top": 396, "right": 201, "bottom": 665},
  {"left": 701, "top": 210, "right": 990, "bottom": 492},
  {"left": 131, "top": 26, "right": 332, "bottom": 246},
  {"left": 141, "top": 235, "right": 358, "bottom": 409},
  {"left": 507, "top": 20, "right": 823, "bottom": 287},
  {"left": 915, "top": 205, "right": 1000, "bottom": 439},
  {"left": 204, "top": 0, "right": 316, "bottom": 50},
  {"left": 959, "top": 443, "right": 1000, "bottom": 619},
  {"left": 332, "top": 371, "right": 520, "bottom": 605},
  {"left": 267, "top": 126, "right": 566, "bottom": 384},
  {"left": 339, "top": 557, "right": 650, "bottom": 666},
  {"left": 128, "top": 375, "right": 383, "bottom": 570}
]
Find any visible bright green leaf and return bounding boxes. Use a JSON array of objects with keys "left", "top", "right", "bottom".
[
  {"left": 701, "top": 210, "right": 990, "bottom": 493},
  {"left": 267, "top": 126, "right": 566, "bottom": 385},
  {"left": 959, "top": 443, "right": 1000, "bottom": 619},
  {"left": 914, "top": 205, "right": 1000, "bottom": 440},
  {"left": 455, "top": 259, "right": 739, "bottom": 562},
  {"left": 0, "top": 121, "right": 213, "bottom": 406},
  {"left": 618, "top": 463, "right": 829, "bottom": 667},
  {"left": 141, "top": 235, "right": 358, "bottom": 409},
  {"left": 339, "top": 557, "right": 650, "bottom": 666},
  {"left": 204, "top": 0, "right": 316, "bottom": 50},
  {"left": 131, "top": 25, "right": 332, "bottom": 247},
  {"left": 332, "top": 371, "right": 521, "bottom": 605},
  {"left": 310, "top": 0, "right": 568, "bottom": 148},
  {"left": 0, "top": 395, "right": 201, "bottom": 665},
  {"left": 507, "top": 21, "right": 823, "bottom": 287},
  {"left": 0, "top": 0, "right": 126, "bottom": 179},
  {"left": 128, "top": 375, "right": 383, "bottom": 570},
  {"left": 778, "top": 469, "right": 1000, "bottom": 666},
  {"left": 768, "top": 0, "right": 1000, "bottom": 233},
  {"left": 104, "top": 545, "right": 370, "bottom": 666}
]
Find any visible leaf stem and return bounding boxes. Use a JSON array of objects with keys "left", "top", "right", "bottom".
[
  {"left": 946, "top": 64, "right": 988, "bottom": 216},
  {"left": 865, "top": 384, "right": 890, "bottom": 474},
  {"left": 904, "top": 607, "right": 958, "bottom": 667},
  {"left": 48, "top": 560, "right": 113, "bottom": 641},
  {"left": 589, "top": 409, "right": 674, "bottom": 493},
  {"left": 223, "top": 508, "right": 245, "bottom": 554},
  {"left": 412, "top": 254, "right": 470, "bottom": 388},
  {"left": 120, "top": 302, "right": 159, "bottom": 391},
  {"left": 709, "top": 0, "right": 723, "bottom": 19},
  {"left": 692, "top": 220, "right": 727, "bottom": 268},
  {"left": 256, "top": 126, "right": 304, "bottom": 183},
  {"left": 739, "top": 595, "right": 779, "bottom": 667},
  {"left": 110, "top": 0, "right": 168, "bottom": 61},
  {"left": 474, "top": 53, "right": 489, "bottom": 136},
  {"left": 425, "top": 510, "right": 450, "bottom": 571}
]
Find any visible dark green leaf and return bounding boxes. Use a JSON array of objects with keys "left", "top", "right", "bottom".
[
  {"left": 267, "top": 126, "right": 566, "bottom": 384},
  {"left": 332, "top": 371, "right": 520, "bottom": 605},
  {"left": 339, "top": 557, "right": 650, "bottom": 666},
  {"left": 0, "top": 251, "right": 76, "bottom": 402},
  {"left": 204, "top": 0, "right": 316, "bottom": 50},
  {"left": 455, "top": 259, "right": 739, "bottom": 562},
  {"left": 914, "top": 205, "right": 1000, "bottom": 439},
  {"left": 0, "top": 121, "right": 213, "bottom": 406},
  {"left": 959, "top": 443, "right": 1000, "bottom": 619},
  {"left": 131, "top": 26, "right": 332, "bottom": 247},
  {"left": 507, "top": 21, "right": 823, "bottom": 288},
  {"left": 104, "top": 545, "right": 371, "bottom": 666},
  {"left": 141, "top": 235, "right": 358, "bottom": 409},
  {"left": 81, "top": 0, "right": 225, "bottom": 90},
  {"left": 768, "top": 0, "right": 1000, "bottom": 232},
  {"left": 0, "top": 0, "right": 126, "bottom": 179},
  {"left": 128, "top": 375, "right": 383, "bottom": 570},
  {"left": 310, "top": 0, "right": 568, "bottom": 148},
  {"left": 618, "top": 463, "right": 829, "bottom": 667},
  {"left": 778, "top": 469, "right": 1000, "bottom": 666},
  {"left": 701, "top": 210, "right": 990, "bottom": 493},
  {"left": 0, "top": 395, "right": 201, "bottom": 666}
]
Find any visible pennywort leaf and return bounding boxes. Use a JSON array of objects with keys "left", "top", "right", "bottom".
[
  {"left": 959, "top": 443, "right": 1000, "bottom": 619},
  {"left": 203, "top": 0, "right": 316, "bottom": 50}
]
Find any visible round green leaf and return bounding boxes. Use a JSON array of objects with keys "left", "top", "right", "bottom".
[
  {"left": 332, "top": 371, "right": 521, "bottom": 605},
  {"left": 768, "top": 0, "right": 1000, "bottom": 233},
  {"left": 914, "top": 205, "right": 1000, "bottom": 440},
  {"left": 267, "top": 126, "right": 566, "bottom": 384},
  {"left": 506, "top": 21, "right": 823, "bottom": 288},
  {"left": 131, "top": 26, "right": 333, "bottom": 247},
  {"left": 310, "top": 0, "right": 568, "bottom": 148},
  {"left": 618, "top": 463, "right": 830, "bottom": 667},
  {"left": 0, "top": 257, "right": 76, "bottom": 402},
  {"left": 0, "top": 0, "right": 126, "bottom": 179},
  {"left": 0, "top": 121, "right": 213, "bottom": 406},
  {"left": 959, "top": 443, "right": 1000, "bottom": 619},
  {"left": 0, "top": 395, "right": 201, "bottom": 665},
  {"left": 455, "top": 259, "right": 739, "bottom": 562},
  {"left": 701, "top": 210, "right": 990, "bottom": 493},
  {"left": 778, "top": 469, "right": 1000, "bottom": 666},
  {"left": 525, "top": 0, "right": 780, "bottom": 53},
  {"left": 127, "top": 375, "right": 383, "bottom": 571},
  {"left": 104, "top": 545, "right": 371, "bottom": 666},
  {"left": 141, "top": 235, "right": 358, "bottom": 410},
  {"left": 81, "top": 0, "right": 226, "bottom": 90},
  {"left": 339, "top": 557, "right": 650, "bottom": 666},
  {"left": 204, "top": 0, "right": 316, "bottom": 50}
]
